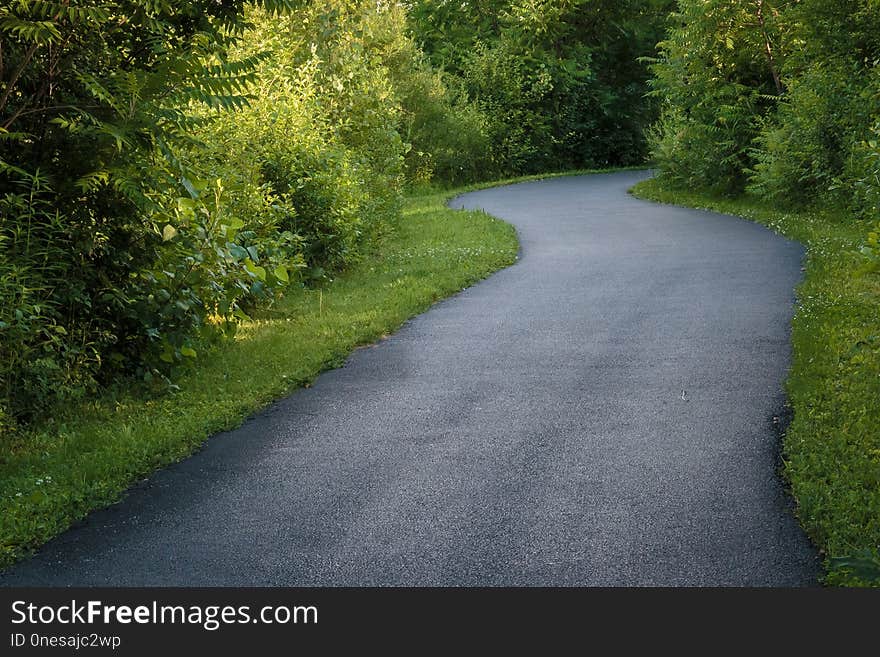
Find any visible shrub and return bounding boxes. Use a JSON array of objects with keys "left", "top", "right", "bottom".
[
  {"left": 0, "top": 1, "right": 297, "bottom": 426},
  {"left": 461, "top": 39, "right": 555, "bottom": 176},
  {"left": 0, "top": 172, "right": 104, "bottom": 424},
  {"left": 409, "top": 0, "right": 673, "bottom": 177},
  {"left": 749, "top": 62, "right": 880, "bottom": 208},
  {"left": 647, "top": 0, "right": 791, "bottom": 194},
  {"left": 849, "top": 119, "right": 880, "bottom": 220}
]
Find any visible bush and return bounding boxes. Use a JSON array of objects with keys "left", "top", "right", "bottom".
[
  {"left": 0, "top": 172, "right": 104, "bottom": 424},
  {"left": 409, "top": 0, "right": 673, "bottom": 178},
  {"left": 0, "top": 1, "right": 304, "bottom": 427},
  {"left": 462, "top": 39, "right": 556, "bottom": 176},
  {"left": 374, "top": 12, "right": 492, "bottom": 184},
  {"left": 201, "top": 1, "right": 414, "bottom": 275},
  {"left": 853, "top": 123, "right": 880, "bottom": 220},
  {"left": 749, "top": 62, "right": 880, "bottom": 208},
  {"left": 647, "top": 0, "right": 791, "bottom": 194}
]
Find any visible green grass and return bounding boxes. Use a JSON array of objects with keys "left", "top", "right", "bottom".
[
  {"left": 407, "top": 164, "right": 649, "bottom": 198},
  {"left": 10, "top": 167, "right": 870, "bottom": 585},
  {"left": 0, "top": 187, "right": 518, "bottom": 569},
  {"left": 631, "top": 178, "right": 880, "bottom": 587}
]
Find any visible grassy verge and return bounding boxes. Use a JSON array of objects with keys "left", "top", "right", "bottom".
[
  {"left": 0, "top": 188, "right": 518, "bottom": 569},
  {"left": 407, "top": 164, "right": 649, "bottom": 198},
  {"left": 631, "top": 178, "right": 880, "bottom": 586}
]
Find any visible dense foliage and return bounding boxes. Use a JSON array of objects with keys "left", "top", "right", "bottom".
[
  {"left": 647, "top": 0, "right": 880, "bottom": 585},
  {"left": 0, "top": 0, "right": 301, "bottom": 431},
  {"left": 409, "top": 0, "right": 674, "bottom": 177},
  {"left": 1, "top": 0, "right": 670, "bottom": 431},
  {"left": 649, "top": 0, "right": 880, "bottom": 212}
]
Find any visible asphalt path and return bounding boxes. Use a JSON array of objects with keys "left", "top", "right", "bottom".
[{"left": 1, "top": 171, "right": 819, "bottom": 586}]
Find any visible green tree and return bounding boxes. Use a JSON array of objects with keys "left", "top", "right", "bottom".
[
  {"left": 648, "top": 0, "right": 794, "bottom": 193},
  {"left": 409, "top": 0, "right": 673, "bottom": 176},
  {"left": 0, "top": 1, "right": 298, "bottom": 427},
  {"left": 749, "top": 0, "right": 880, "bottom": 209}
]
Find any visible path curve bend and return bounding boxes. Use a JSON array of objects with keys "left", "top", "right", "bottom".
[{"left": 1, "top": 171, "right": 819, "bottom": 586}]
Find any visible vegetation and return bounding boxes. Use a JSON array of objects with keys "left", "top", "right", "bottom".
[
  {"left": 644, "top": 0, "right": 879, "bottom": 585},
  {"left": 631, "top": 180, "right": 880, "bottom": 586},
  {"left": 1, "top": 0, "right": 671, "bottom": 432},
  {"left": 648, "top": 0, "right": 880, "bottom": 213},
  {"left": 0, "top": 0, "right": 302, "bottom": 431},
  {"left": 410, "top": 0, "right": 674, "bottom": 178},
  {"left": 0, "top": 186, "right": 517, "bottom": 568},
  {"left": 1, "top": 0, "right": 877, "bottom": 585}
]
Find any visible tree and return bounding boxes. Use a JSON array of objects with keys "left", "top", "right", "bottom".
[
  {"left": 647, "top": 0, "right": 794, "bottom": 193},
  {"left": 408, "top": 0, "right": 674, "bottom": 175},
  {"left": 0, "top": 1, "right": 298, "bottom": 426}
]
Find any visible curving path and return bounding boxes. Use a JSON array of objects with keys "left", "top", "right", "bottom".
[{"left": 1, "top": 171, "right": 819, "bottom": 586}]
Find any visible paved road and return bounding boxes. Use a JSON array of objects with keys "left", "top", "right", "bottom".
[{"left": 1, "top": 171, "right": 819, "bottom": 586}]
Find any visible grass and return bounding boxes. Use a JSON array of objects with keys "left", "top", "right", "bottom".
[
  {"left": 407, "top": 164, "right": 649, "bottom": 198},
  {"left": 631, "top": 178, "right": 880, "bottom": 586},
  {"left": 0, "top": 187, "right": 518, "bottom": 569},
  {"left": 9, "top": 166, "right": 871, "bottom": 586}
]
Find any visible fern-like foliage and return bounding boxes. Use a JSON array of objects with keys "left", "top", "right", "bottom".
[
  {"left": 0, "top": 1, "right": 302, "bottom": 199},
  {"left": 0, "top": 1, "right": 304, "bottom": 427}
]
